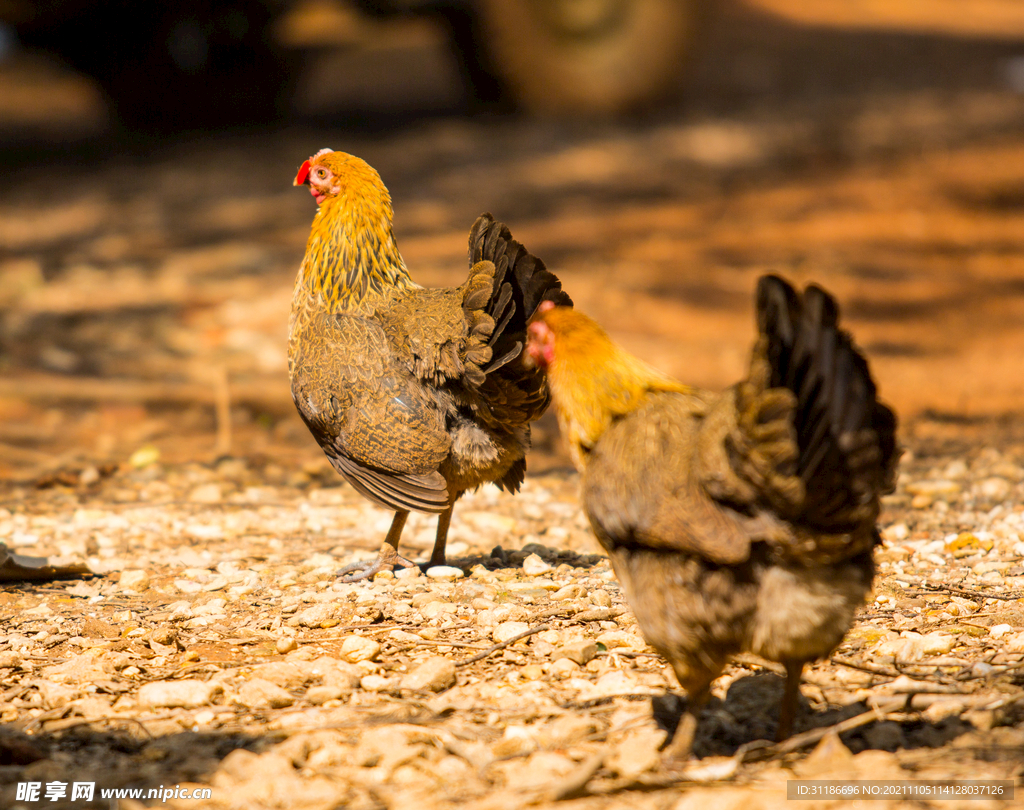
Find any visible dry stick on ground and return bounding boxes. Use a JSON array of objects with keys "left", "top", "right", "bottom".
[
  {"left": 908, "top": 585, "right": 1024, "bottom": 601},
  {"left": 455, "top": 623, "right": 551, "bottom": 667},
  {"left": 831, "top": 655, "right": 900, "bottom": 677},
  {"left": 737, "top": 697, "right": 909, "bottom": 762}
]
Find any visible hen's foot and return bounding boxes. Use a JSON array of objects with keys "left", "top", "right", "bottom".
[
  {"left": 337, "top": 546, "right": 416, "bottom": 583},
  {"left": 660, "top": 710, "right": 699, "bottom": 764}
]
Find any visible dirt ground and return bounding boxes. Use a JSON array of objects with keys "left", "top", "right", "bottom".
[{"left": 2, "top": 1, "right": 1024, "bottom": 807}]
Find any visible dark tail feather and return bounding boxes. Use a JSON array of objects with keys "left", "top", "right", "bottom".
[
  {"left": 756, "top": 274, "right": 899, "bottom": 532},
  {"left": 469, "top": 214, "right": 572, "bottom": 369}
]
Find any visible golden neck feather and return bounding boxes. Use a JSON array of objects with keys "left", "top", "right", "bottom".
[
  {"left": 546, "top": 335, "right": 692, "bottom": 470},
  {"left": 298, "top": 185, "right": 412, "bottom": 311}
]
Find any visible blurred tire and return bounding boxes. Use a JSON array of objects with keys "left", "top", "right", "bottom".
[{"left": 477, "top": 0, "right": 700, "bottom": 115}]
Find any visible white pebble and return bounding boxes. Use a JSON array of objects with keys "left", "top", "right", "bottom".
[
  {"left": 492, "top": 621, "right": 531, "bottom": 643},
  {"left": 522, "top": 553, "right": 551, "bottom": 576},
  {"left": 426, "top": 565, "right": 464, "bottom": 580},
  {"left": 138, "top": 680, "right": 222, "bottom": 709},
  {"left": 119, "top": 569, "right": 151, "bottom": 592},
  {"left": 400, "top": 657, "right": 457, "bottom": 692},
  {"left": 340, "top": 635, "right": 381, "bottom": 663}
]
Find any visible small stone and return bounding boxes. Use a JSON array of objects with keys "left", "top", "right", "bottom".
[
  {"left": 945, "top": 532, "right": 991, "bottom": 558},
  {"left": 522, "top": 553, "right": 551, "bottom": 576},
  {"left": 138, "top": 680, "right": 222, "bottom": 709},
  {"left": 1004, "top": 632, "right": 1024, "bottom": 653},
  {"left": 923, "top": 698, "right": 967, "bottom": 723},
  {"left": 306, "top": 685, "right": 349, "bottom": 705},
  {"left": 38, "top": 681, "right": 79, "bottom": 709},
  {"left": 911, "top": 494, "right": 933, "bottom": 509},
  {"left": 78, "top": 465, "right": 100, "bottom": 486},
  {"left": 539, "top": 715, "right": 598, "bottom": 748},
  {"left": 576, "top": 669, "right": 645, "bottom": 701},
  {"left": 607, "top": 727, "right": 664, "bottom": 778},
  {"left": 964, "top": 708, "right": 997, "bottom": 731},
  {"left": 421, "top": 601, "right": 457, "bottom": 619},
  {"left": 339, "top": 636, "right": 381, "bottom": 663},
  {"left": 597, "top": 629, "right": 647, "bottom": 651},
  {"left": 550, "top": 658, "right": 579, "bottom": 678},
  {"left": 395, "top": 566, "right": 424, "bottom": 580},
  {"left": 0, "top": 651, "right": 21, "bottom": 668},
  {"left": 550, "top": 584, "right": 584, "bottom": 601},
  {"left": 590, "top": 590, "right": 613, "bottom": 608},
  {"left": 521, "top": 664, "right": 545, "bottom": 680},
  {"left": 883, "top": 631, "right": 956, "bottom": 662},
  {"left": 287, "top": 603, "right": 339, "bottom": 628},
  {"left": 905, "top": 479, "right": 961, "bottom": 497},
  {"left": 400, "top": 656, "right": 457, "bottom": 692},
  {"left": 308, "top": 657, "right": 363, "bottom": 689},
  {"left": 553, "top": 640, "right": 597, "bottom": 666},
  {"left": 492, "top": 621, "right": 531, "bottom": 643},
  {"left": 882, "top": 523, "right": 909, "bottom": 543},
  {"left": 250, "top": 662, "right": 307, "bottom": 688},
  {"left": 360, "top": 674, "right": 393, "bottom": 691},
  {"left": 276, "top": 637, "right": 298, "bottom": 655},
  {"left": 237, "top": 678, "right": 294, "bottom": 709},
  {"left": 129, "top": 445, "right": 160, "bottom": 468},
  {"left": 989, "top": 624, "right": 1014, "bottom": 639},
  {"left": 796, "top": 731, "right": 854, "bottom": 778},
  {"left": 492, "top": 725, "right": 538, "bottom": 758},
  {"left": 118, "top": 569, "right": 151, "bottom": 592},
  {"left": 975, "top": 477, "right": 1011, "bottom": 502},
  {"left": 426, "top": 565, "right": 464, "bottom": 580}
]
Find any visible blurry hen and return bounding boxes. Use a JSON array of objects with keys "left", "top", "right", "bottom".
[
  {"left": 526, "top": 276, "right": 898, "bottom": 756},
  {"left": 290, "top": 149, "right": 571, "bottom": 581}
]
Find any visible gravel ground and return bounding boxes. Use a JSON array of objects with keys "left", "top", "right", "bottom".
[
  {"left": 0, "top": 427, "right": 1023, "bottom": 809},
  {"left": 3, "top": 2, "right": 1024, "bottom": 806}
]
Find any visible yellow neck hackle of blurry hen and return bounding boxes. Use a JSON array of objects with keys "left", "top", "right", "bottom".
[
  {"left": 526, "top": 305, "right": 692, "bottom": 468},
  {"left": 293, "top": 149, "right": 412, "bottom": 311}
]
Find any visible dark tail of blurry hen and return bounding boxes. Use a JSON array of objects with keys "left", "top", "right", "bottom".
[{"left": 756, "top": 274, "right": 899, "bottom": 533}]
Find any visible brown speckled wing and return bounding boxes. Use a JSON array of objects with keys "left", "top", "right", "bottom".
[
  {"left": 290, "top": 311, "right": 453, "bottom": 512},
  {"left": 330, "top": 455, "right": 451, "bottom": 513}
]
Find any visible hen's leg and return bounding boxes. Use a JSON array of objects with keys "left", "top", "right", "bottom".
[
  {"left": 661, "top": 680, "right": 711, "bottom": 763},
  {"left": 427, "top": 498, "right": 460, "bottom": 569},
  {"left": 337, "top": 510, "right": 415, "bottom": 582},
  {"left": 776, "top": 660, "right": 805, "bottom": 741}
]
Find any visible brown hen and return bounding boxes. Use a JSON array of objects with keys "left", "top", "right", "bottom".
[
  {"left": 526, "top": 275, "right": 898, "bottom": 757},
  {"left": 290, "top": 149, "right": 570, "bottom": 581}
]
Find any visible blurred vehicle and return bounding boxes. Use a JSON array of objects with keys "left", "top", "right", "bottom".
[
  {"left": 0, "top": 0, "right": 701, "bottom": 128},
  {"left": 354, "top": 0, "right": 701, "bottom": 114}
]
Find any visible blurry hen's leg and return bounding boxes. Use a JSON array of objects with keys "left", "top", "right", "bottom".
[
  {"left": 661, "top": 681, "right": 711, "bottom": 762},
  {"left": 776, "top": 660, "right": 805, "bottom": 741},
  {"left": 337, "top": 510, "right": 415, "bottom": 582}
]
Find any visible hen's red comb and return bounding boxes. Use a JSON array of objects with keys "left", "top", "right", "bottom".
[{"left": 294, "top": 160, "right": 312, "bottom": 186}]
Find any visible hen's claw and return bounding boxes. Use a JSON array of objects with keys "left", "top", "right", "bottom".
[{"left": 337, "top": 545, "right": 416, "bottom": 582}]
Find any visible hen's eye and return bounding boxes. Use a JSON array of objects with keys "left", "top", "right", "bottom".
[{"left": 315, "top": 168, "right": 328, "bottom": 179}]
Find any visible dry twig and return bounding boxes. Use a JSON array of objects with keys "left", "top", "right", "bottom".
[{"left": 455, "top": 623, "right": 551, "bottom": 667}]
